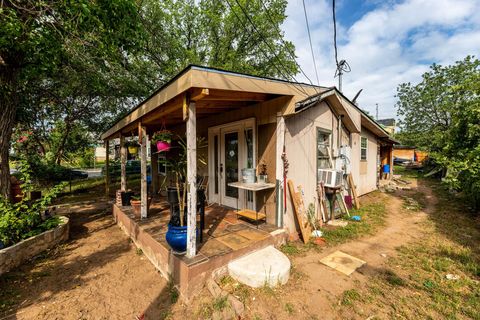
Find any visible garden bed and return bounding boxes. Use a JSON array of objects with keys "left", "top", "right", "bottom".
[{"left": 0, "top": 216, "right": 69, "bottom": 276}]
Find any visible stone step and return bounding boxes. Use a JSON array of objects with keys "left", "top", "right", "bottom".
[{"left": 227, "top": 245, "right": 291, "bottom": 288}]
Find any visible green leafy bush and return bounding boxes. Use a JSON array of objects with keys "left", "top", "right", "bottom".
[{"left": 0, "top": 162, "right": 66, "bottom": 248}]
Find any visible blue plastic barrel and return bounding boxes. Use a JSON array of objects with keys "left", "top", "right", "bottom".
[{"left": 383, "top": 164, "right": 390, "bottom": 173}]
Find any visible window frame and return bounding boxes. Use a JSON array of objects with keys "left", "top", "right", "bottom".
[
  {"left": 316, "top": 127, "right": 332, "bottom": 171},
  {"left": 360, "top": 136, "right": 368, "bottom": 161}
]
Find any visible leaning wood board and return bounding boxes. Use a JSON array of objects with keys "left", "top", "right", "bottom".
[
  {"left": 288, "top": 180, "right": 311, "bottom": 243},
  {"left": 347, "top": 173, "right": 360, "bottom": 209}
]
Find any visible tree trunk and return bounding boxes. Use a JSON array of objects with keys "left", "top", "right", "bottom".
[{"left": 0, "top": 67, "right": 18, "bottom": 200}]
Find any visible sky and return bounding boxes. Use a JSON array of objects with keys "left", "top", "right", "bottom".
[{"left": 281, "top": 0, "right": 480, "bottom": 119}]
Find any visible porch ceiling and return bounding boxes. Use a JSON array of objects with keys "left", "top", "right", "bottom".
[{"left": 116, "top": 88, "right": 279, "bottom": 136}]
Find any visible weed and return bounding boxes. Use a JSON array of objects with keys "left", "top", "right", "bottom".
[
  {"left": 341, "top": 289, "right": 361, "bottom": 306},
  {"left": 252, "top": 314, "right": 263, "bottom": 320},
  {"left": 284, "top": 302, "right": 295, "bottom": 314},
  {"left": 280, "top": 242, "right": 301, "bottom": 256},
  {"left": 212, "top": 295, "right": 229, "bottom": 311},
  {"left": 167, "top": 279, "right": 179, "bottom": 304},
  {"left": 136, "top": 248, "right": 143, "bottom": 255}
]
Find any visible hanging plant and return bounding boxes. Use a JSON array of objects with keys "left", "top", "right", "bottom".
[
  {"left": 152, "top": 130, "right": 173, "bottom": 152},
  {"left": 125, "top": 140, "right": 139, "bottom": 155}
]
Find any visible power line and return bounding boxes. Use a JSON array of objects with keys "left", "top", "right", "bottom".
[
  {"left": 302, "top": 0, "right": 320, "bottom": 86},
  {"left": 225, "top": 0, "right": 312, "bottom": 97},
  {"left": 259, "top": 0, "right": 318, "bottom": 91}
]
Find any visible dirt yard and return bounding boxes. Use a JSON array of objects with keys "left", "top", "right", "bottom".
[{"left": 1, "top": 175, "right": 478, "bottom": 319}]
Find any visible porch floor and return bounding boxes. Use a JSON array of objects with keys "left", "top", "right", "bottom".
[{"left": 112, "top": 197, "right": 287, "bottom": 299}]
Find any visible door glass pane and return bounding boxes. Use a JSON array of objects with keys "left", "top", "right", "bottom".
[
  {"left": 214, "top": 135, "right": 219, "bottom": 194},
  {"left": 245, "top": 129, "right": 254, "bottom": 206},
  {"left": 225, "top": 132, "right": 238, "bottom": 198}
]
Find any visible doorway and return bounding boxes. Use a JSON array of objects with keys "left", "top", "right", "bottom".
[{"left": 208, "top": 118, "right": 256, "bottom": 209}]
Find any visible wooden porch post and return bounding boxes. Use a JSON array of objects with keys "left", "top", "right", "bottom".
[
  {"left": 186, "top": 101, "right": 197, "bottom": 258},
  {"left": 151, "top": 151, "right": 159, "bottom": 196},
  {"left": 275, "top": 113, "right": 285, "bottom": 228},
  {"left": 105, "top": 139, "right": 110, "bottom": 197},
  {"left": 120, "top": 135, "right": 127, "bottom": 191},
  {"left": 140, "top": 125, "right": 148, "bottom": 219}
]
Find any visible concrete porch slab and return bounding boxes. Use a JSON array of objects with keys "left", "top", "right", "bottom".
[{"left": 228, "top": 245, "right": 291, "bottom": 288}]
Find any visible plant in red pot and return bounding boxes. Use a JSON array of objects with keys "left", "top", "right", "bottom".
[{"left": 152, "top": 130, "right": 173, "bottom": 152}]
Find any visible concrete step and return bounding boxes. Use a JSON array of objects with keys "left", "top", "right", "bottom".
[{"left": 227, "top": 245, "right": 291, "bottom": 288}]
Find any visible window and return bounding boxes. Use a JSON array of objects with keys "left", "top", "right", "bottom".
[
  {"left": 361, "top": 137, "right": 368, "bottom": 161},
  {"left": 158, "top": 154, "right": 167, "bottom": 176},
  {"left": 317, "top": 128, "right": 331, "bottom": 170}
]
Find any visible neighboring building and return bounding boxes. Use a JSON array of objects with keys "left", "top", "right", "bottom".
[
  {"left": 377, "top": 118, "right": 396, "bottom": 135},
  {"left": 101, "top": 65, "right": 397, "bottom": 238},
  {"left": 393, "top": 145, "right": 428, "bottom": 162}
]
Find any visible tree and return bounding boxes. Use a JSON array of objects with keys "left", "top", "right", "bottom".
[
  {"left": 136, "top": 0, "right": 299, "bottom": 90},
  {"left": 396, "top": 56, "right": 480, "bottom": 209},
  {"left": 0, "top": 0, "right": 143, "bottom": 198}
]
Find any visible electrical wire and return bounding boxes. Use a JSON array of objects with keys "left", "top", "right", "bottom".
[
  {"left": 302, "top": 0, "right": 320, "bottom": 86},
  {"left": 225, "top": 0, "right": 312, "bottom": 97},
  {"left": 260, "top": 0, "right": 319, "bottom": 92}
]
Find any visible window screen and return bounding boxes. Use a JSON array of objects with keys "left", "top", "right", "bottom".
[
  {"left": 317, "top": 129, "right": 331, "bottom": 170},
  {"left": 361, "top": 137, "right": 368, "bottom": 160}
]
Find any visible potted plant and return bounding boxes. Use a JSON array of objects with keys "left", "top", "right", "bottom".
[
  {"left": 129, "top": 195, "right": 152, "bottom": 218},
  {"left": 161, "top": 136, "right": 207, "bottom": 253},
  {"left": 130, "top": 195, "right": 142, "bottom": 218},
  {"left": 126, "top": 140, "right": 139, "bottom": 155},
  {"left": 152, "top": 130, "right": 173, "bottom": 152},
  {"left": 258, "top": 161, "right": 268, "bottom": 183}
]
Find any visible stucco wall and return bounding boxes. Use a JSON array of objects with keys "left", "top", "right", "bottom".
[
  {"left": 284, "top": 101, "right": 336, "bottom": 237},
  {"left": 356, "top": 129, "right": 379, "bottom": 195}
]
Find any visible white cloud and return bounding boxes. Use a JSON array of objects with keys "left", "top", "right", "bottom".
[{"left": 282, "top": 0, "right": 480, "bottom": 119}]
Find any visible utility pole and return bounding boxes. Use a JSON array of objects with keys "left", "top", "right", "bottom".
[{"left": 376, "top": 103, "right": 379, "bottom": 120}]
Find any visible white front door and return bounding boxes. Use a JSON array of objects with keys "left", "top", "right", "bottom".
[{"left": 208, "top": 119, "right": 256, "bottom": 209}]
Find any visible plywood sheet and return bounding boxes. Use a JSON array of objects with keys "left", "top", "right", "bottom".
[{"left": 320, "top": 251, "right": 366, "bottom": 276}]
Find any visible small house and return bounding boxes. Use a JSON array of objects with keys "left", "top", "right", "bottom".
[{"left": 101, "top": 65, "right": 396, "bottom": 298}]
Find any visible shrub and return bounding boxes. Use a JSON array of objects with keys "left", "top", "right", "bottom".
[{"left": 0, "top": 162, "right": 66, "bottom": 248}]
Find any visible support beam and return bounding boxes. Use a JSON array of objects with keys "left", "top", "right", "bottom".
[
  {"left": 186, "top": 101, "right": 197, "bottom": 258},
  {"left": 151, "top": 150, "right": 159, "bottom": 195},
  {"left": 275, "top": 113, "right": 285, "bottom": 228},
  {"left": 140, "top": 125, "right": 148, "bottom": 219},
  {"left": 190, "top": 88, "right": 209, "bottom": 101},
  {"left": 120, "top": 135, "right": 127, "bottom": 191},
  {"left": 105, "top": 140, "right": 110, "bottom": 197}
]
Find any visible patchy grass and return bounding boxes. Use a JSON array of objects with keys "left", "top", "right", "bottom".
[
  {"left": 338, "top": 179, "right": 480, "bottom": 319},
  {"left": 218, "top": 275, "right": 250, "bottom": 304},
  {"left": 284, "top": 302, "right": 295, "bottom": 314},
  {"left": 321, "top": 198, "right": 387, "bottom": 246},
  {"left": 341, "top": 289, "right": 362, "bottom": 306}
]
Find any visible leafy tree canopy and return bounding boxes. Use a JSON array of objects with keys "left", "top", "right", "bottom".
[{"left": 396, "top": 56, "right": 480, "bottom": 210}]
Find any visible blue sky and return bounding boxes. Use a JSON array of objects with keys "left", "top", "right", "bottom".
[{"left": 281, "top": 0, "right": 480, "bottom": 119}]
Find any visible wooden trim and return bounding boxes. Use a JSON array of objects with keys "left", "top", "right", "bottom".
[
  {"left": 140, "top": 126, "right": 148, "bottom": 219},
  {"left": 105, "top": 140, "right": 110, "bottom": 197},
  {"left": 120, "top": 135, "right": 127, "bottom": 191},
  {"left": 186, "top": 102, "right": 197, "bottom": 258},
  {"left": 190, "top": 88, "right": 209, "bottom": 101}
]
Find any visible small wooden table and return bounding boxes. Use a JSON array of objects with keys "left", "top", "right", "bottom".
[{"left": 227, "top": 181, "right": 275, "bottom": 225}]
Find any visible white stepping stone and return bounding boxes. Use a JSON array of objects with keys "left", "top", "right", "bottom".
[{"left": 227, "top": 245, "right": 291, "bottom": 288}]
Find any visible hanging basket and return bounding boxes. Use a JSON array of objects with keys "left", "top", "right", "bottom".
[
  {"left": 156, "top": 140, "right": 171, "bottom": 152},
  {"left": 128, "top": 146, "right": 139, "bottom": 155}
]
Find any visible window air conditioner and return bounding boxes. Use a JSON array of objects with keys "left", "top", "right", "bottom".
[{"left": 317, "top": 169, "right": 343, "bottom": 188}]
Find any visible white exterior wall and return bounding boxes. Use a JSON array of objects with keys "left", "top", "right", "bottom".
[
  {"left": 284, "top": 102, "right": 336, "bottom": 236},
  {"left": 356, "top": 129, "right": 379, "bottom": 195},
  {"left": 283, "top": 101, "right": 380, "bottom": 237}
]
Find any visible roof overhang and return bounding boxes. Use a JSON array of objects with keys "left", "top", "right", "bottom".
[
  {"left": 101, "top": 65, "right": 322, "bottom": 140},
  {"left": 294, "top": 88, "right": 362, "bottom": 133}
]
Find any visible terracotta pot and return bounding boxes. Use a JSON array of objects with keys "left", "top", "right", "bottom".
[
  {"left": 130, "top": 200, "right": 141, "bottom": 218},
  {"left": 128, "top": 146, "right": 138, "bottom": 155},
  {"left": 130, "top": 198, "right": 153, "bottom": 218},
  {"left": 156, "top": 141, "right": 171, "bottom": 152}
]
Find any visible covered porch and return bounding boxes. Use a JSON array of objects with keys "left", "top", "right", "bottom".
[{"left": 100, "top": 66, "right": 318, "bottom": 298}]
